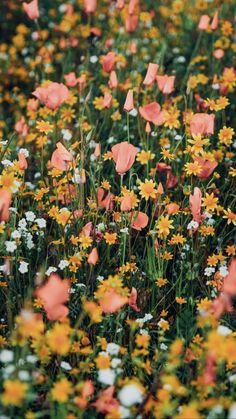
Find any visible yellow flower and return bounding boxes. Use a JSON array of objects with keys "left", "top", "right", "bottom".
[
  {"left": 168, "top": 234, "right": 186, "bottom": 245},
  {"left": 176, "top": 404, "right": 201, "bottom": 419},
  {"left": 83, "top": 301, "right": 102, "bottom": 323},
  {"left": 139, "top": 179, "right": 157, "bottom": 200},
  {"left": 36, "top": 120, "right": 54, "bottom": 134},
  {"left": 223, "top": 209, "right": 236, "bottom": 225},
  {"left": 47, "top": 323, "right": 71, "bottom": 356},
  {"left": 96, "top": 354, "right": 111, "bottom": 369},
  {"left": 156, "top": 277, "right": 168, "bottom": 287},
  {"left": 2, "top": 380, "right": 28, "bottom": 406},
  {"left": 176, "top": 297, "right": 187, "bottom": 305},
  {"left": 207, "top": 254, "right": 218, "bottom": 266},
  {"left": 226, "top": 245, "right": 235, "bottom": 256},
  {"left": 202, "top": 193, "right": 219, "bottom": 212},
  {"left": 229, "top": 167, "right": 236, "bottom": 177},
  {"left": 218, "top": 126, "right": 234, "bottom": 145},
  {"left": 104, "top": 232, "right": 117, "bottom": 245},
  {"left": 164, "top": 109, "right": 180, "bottom": 129},
  {"left": 51, "top": 378, "right": 72, "bottom": 403},
  {"left": 78, "top": 235, "right": 92, "bottom": 249},
  {"left": 156, "top": 216, "right": 174, "bottom": 238},
  {"left": 136, "top": 150, "right": 155, "bottom": 165},
  {"left": 187, "top": 134, "right": 209, "bottom": 154},
  {"left": 158, "top": 318, "right": 170, "bottom": 331},
  {"left": 184, "top": 161, "right": 202, "bottom": 176}
]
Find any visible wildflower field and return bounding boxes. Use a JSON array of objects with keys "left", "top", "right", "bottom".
[{"left": 0, "top": 0, "right": 236, "bottom": 417}]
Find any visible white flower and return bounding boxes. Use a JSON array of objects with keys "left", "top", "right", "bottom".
[
  {"left": 18, "top": 218, "right": 27, "bottom": 230},
  {"left": 26, "top": 355, "right": 37, "bottom": 363},
  {"left": 96, "top": 223, "right": 105, "bottom": 232},
  {"left": 62, "top": 129, "right": 72, "bottom": 141},
  {"left": 25, "top": 211, "right": 36, "bottom": 222},
  {"left": 217, "top": 325, "right": 232, "bottom": 336},
  {"left": 160, "top": 343, "right": 168, "bottom": 351},
  {"left": 3, "top": 364, "right": 15, "bottom": 378},
  {"left": 118, "top": 384, "right": 144, "bottom": 407},
  {"left": 228, "top": 404, "right": 236, "bottom": 419},
  {"left": 98, "top": 369, "right": 116, "bottom": 385},
  {"left": 97, "top": 275, "right": 104, "bottom": 282},
  {"left": 18, "top": 371, "right": 30, "bottom": 381},
  {"left": 120, "top": 228, "right": 129, "bottom": 234},
  {"left": 11, "top": 230, "right": 21, "bottom": 239},
  {"left": 18, "top": 261, "right": 29, "bottom": 274},
  {"left": 58, "top": 260, "right": 69, "bottom": 270},
  {"left": 219, "top": 265, "right": 228, "bottom": 278},
  {"left": 35, "top": 218, "right": 46, "bottom": 228},
  {"left": 0, "top": 350, "right": 14, "bottom": 363},
  {"left": 229, "top": 374, "right": 236, "bottom": 383},
  {"left": 45, "top": 267, "right": 57, "bottom": 276},
  {"left": 90, "top": 55, "right": 98, "bottom": 63},
  {"left": 106, "top": 343, "right": 120, "bottom": 356},
  {"left": 129, "top": 108, "right": 138, "bottom": 117},
  {"left": 2, "top": 159, "right": 13, "bottom": 167},
  {"left": 111, "top": 358, "right": 121, "bottom": 369},
  {"left": 5, "top": 241, "right": 17, "bottom": 253},
  {"left": 204, "top": 267, "right": 215, "bottom": 277},
  {"left": 187, "top": 220, "right": 199, "bottom": 230},
  {"left": 60, "top": 361, "right": 72, "bottom": 371},
  {"left": 19, "top": 148, "right": 29, "bottom": 158},
  {"left": 119, "top": 406, "right": 130, "bottom": 418}
]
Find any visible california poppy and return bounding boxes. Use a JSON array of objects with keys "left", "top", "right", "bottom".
[
  {"left": 23, "top": 0, "right": 39, "bottom": 20},
  {"left": 111, "top": 141, "right": 137, "bottom": 175},
  {"left": 49, "top": 142, "right": 73, "bottom": 171},
  {"left": 0, "top": 189, "right": 12, "bottom": 222},
  {"left": 139, "top": 102, "right": 165, "bottom": 126},
  {"left": 36, "top": 274, "right": 70, "bottom": 321}
]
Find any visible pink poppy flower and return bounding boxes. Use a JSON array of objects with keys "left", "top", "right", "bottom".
[
  {"left": 92, "top": 386, "right": 119, "bottom": 414},
  {"left": 190, "top": 113, "right": 215, "bottom": 135},
  {"left": 189, "top": 187, "right": 203, "bottom": 224},
  {"left": 102, "top": 52, "right": 116, "bottom": 73},
  {"left": 36, "top": 274, "right": 70, "bottom": 321},
  {"left": 84, "top": 0, "right": 97, "bottom": 14},
  {"left": 111, "top": 141, "right": 137, "bottom": 175},
  {"left": 64, "top": 72, "right": 78, "bottom": 87},
  {"left": 125, "top": 15, "right": 138, "bottom": 32},
  {"left": 49, "top": 142, "right": 73, "bottom": 171},
  {"left": 120, "top": 195, "right": 132, "bottom": 212},
  {"left": 0, "top": 189, "right": 12, "bottom": 222},
  {"left": 108, "top": 71, "right": 118, "bottom": 89},
  {"left": 139, "top": 102, "right": 165, "bottom": 126},
  {"left": 198, "top": 14, "right": 210, "bottom": 30},
  {"left": 156, "top": 75, "right": 175, "bottom": 94},
  {"left": 18, "top": 151, "right": 28, "bottom": 170},
  {"left": 97, "top": 188, "right": 114, "bottom": 211},
  {"left": 23, "top": 0, "right": 39, "bottom": 20},
  {"left": 211, "top": 10, "right": 219, "bottom": 30},
  {"left": 128, "top": 287, "right": 140, "bottom": 312},
  {"left": 116, "top": 0, "right": 125, "bottom": 9},
  {"left": 99, "top": 289, "right": 128, "bottom": 313},
  {"left": 143, "top": 63, "right": 159, "bottom": 86},
  {"left": 223, "top": 259, "right": 236, "bottom": 296},
  {"left": 195, "top": 157, "right": 218, "bottom": 180},
  {"left": 131, "top": 211, "right": 149, "bottom": 230},
  {"left": 88, "top": 248, "right": 99, "bottom": 266},
  {"left": 123, "top": 89, "right": 134, "bottom": 112},
  {"left": 15, "top": 117, "right": 28, "bottom": 136},
  {"left": 103, "top": 91, "right": 113, "bottom": 109},
  {"left": 128, "top": 0, "right": 138, "bottom": 15},
  {"left": 32, "top": 82, "right": 69, "bottom": 110}
]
